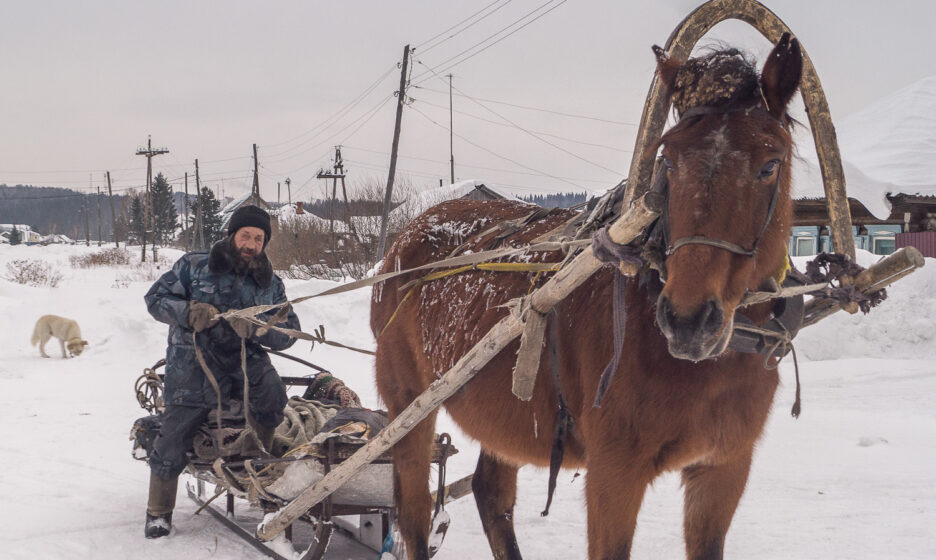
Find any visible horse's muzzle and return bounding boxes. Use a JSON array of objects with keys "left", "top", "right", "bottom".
[{"left": 655, "top": 295, "right": 732, "bottom": 362}]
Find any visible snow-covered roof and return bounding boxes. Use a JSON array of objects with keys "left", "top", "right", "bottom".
[
  {"left": 40, "top": 234, "right": 74, "bottom": 244},
  {"left": 793, "top": 76, "right": 936, "bottom": 218},
  {"left": 0, "top": 224, "right": 32, "bottom": 232},
  {"left": 389, "top": 179, "right": 522, "bottom": 219},
  {"left": 273, "top": 203, "right": 332, "bottom": 229},
  {"left": 219, "top": 192, "right": 253, "bottom": 215}
]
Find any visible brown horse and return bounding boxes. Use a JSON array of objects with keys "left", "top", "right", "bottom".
[{"left": 372, "top": 34, "right": 802, "bottom": 560}]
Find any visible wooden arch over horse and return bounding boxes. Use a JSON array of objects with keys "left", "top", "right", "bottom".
[{"left": 626, "top": 0, "right": 855, "bottom": 259}]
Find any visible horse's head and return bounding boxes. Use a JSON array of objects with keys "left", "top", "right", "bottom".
[{"left": 652, "top": 34, "right": 802, "bottom": 362}]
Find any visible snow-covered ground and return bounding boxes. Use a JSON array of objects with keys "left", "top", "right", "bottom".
[{"left": 0, "top": 243, "right": 933, "bottom": 559}]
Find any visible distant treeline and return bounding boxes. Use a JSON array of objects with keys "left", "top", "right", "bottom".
[
  {"left": 518, "top": 191, "right": 589, "bottom": 208},
  {"left": 0, "top": 184, "right": 135, "bottom": 241}
]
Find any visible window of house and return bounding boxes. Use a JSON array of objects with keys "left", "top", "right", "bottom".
[
  {"left": 872, "top": 236, "right": 895, "bottom": 255},
  {"left": 794, "top": 236, "right": 816, "bottom": 256}
]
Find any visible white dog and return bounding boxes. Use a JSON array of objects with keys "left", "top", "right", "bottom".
[{"left": 31, "top": 315, "right": 88, "bottom": 358}]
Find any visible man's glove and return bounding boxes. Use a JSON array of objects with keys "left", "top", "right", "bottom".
[
  {"left": 188, "top": 302, "right": 220, "bottom": 332},
  {"left": 226, "top": 316, "right": 257, "bottom": 340}
]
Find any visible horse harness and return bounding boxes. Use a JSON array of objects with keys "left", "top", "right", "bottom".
[{"left": 639, "top": 104, "right": 805, "bottom": 361}]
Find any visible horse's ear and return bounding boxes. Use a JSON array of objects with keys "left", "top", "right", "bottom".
[
  {"left": 760, "top": 33, "right": 802, "bottom": 118},
  {"left": 653, "top": 45, "right": 682, "bottom": 95}
]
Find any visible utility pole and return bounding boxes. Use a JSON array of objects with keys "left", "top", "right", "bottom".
[
  {"left": 195, "top": 159, "right": 205, "bottom": 251},
  {"left": 106, "top": 171, "right": 118, "bottom": 247},
  {"left": 251, "top": 143, "right": 260, "bottom": 205},
  {"left": 96, "top": 186, "right": 103, "bottom": 246},
  {"left": 135, "top": 136, "right": 169, "bottom": 262},
  {"left": 285, "top": 177, "right": 291, "bottom": 205},
  {"left": 448, "top": 73, "right": 455, "bottom": 185},
  {"left": 376, "top": 44, "right": 410, "bottom": 262},
  {"left": 83, "top": 197, "right": 90, "bottom": 246},
  {"left": 317, "top": 146, "right": 347, "bottom": 247},
  {"left": 277, "top": 182, "right": 281, "bottom": 206},
  {"left": 183, "top": 172, "right": 189, "bottom": 250}
]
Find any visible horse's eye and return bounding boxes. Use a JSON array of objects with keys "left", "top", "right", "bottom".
[
  {"left": 758, "top": 159, "right": 780, "bottom": 179},
  {"left": 662, "top": 157, "right": 674, "bottom": 172}
]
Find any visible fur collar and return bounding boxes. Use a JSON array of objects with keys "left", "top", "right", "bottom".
[{"left": 208, "top": 236, "right": 273, "bottom": 289}]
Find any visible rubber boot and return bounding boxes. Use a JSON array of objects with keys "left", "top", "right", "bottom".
[{"left": 145, "top": 472, "right": 178, "bottom": 539}]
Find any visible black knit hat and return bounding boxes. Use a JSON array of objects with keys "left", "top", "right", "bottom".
[{"left": 227, "top": 205, "right": 272, "bottom": 244}]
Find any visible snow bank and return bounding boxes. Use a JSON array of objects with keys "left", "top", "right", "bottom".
[
  {"left": 0, "top": 242, "right": 933, "bottom": 559},
  {"left": 793, "top": 250, "right": 936, "bottom": 361}
]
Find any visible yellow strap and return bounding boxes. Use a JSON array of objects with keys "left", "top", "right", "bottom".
[
  {"left": 775, "top": 252, "right": 791, "bottom": 285},
  {"left": 380, "top": 261, "right": 562, "bottom": 336}
]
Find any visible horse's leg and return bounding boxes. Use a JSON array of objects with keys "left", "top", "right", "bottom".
[
  {"left": 681, "top": 452, "right": 753, "bottom": 560},
  {"left": 585, "top": 457, "right": 651, "bottom": 560},
  {"left": 472, "top": 450, "right": 523, "bottom": 560},
  {"left": 389, "top": 406, "right": 439, "bottom": 560}
]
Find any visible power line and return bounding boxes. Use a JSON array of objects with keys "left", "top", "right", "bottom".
[
  {"left": 260, "top": 65, "right": 397, "bottom": 157},
  {"left": 343, "top": 145, "right": 616, "bottom": 184},
  {"left": 408, "top": 104, "right": 584, "bottom": 189},
  {"left": 412, "top": 96, "right": 631, "bottom": 153},
  {"left": 415, "top": 0, "right": 515, "bottom": 56},
  {"left": 441, "top": 79, "right": 623, "bottom": 175},
  {"left": 412, "top": 85, "right": 638, "bottom": 126},
  {"left": 345, "top": 159, "right": 598, "bottom": 193},
  {"left": 411, "top": 0, "right": 570, "bottom": 83},
  {"left": 262, "top": 94, "right": 393, "bottom": 167}
]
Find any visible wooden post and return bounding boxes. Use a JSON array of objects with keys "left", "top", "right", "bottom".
[
  {"left": 448, "top": 73, "right": 455, "bottom": 185},
  {"left": 106, "top": 172, "right": 118, "bottom": 247},
  {"left": 376, "top": 44, "right": 411, "bottom": 262},
  {"left": 252, "top": 143, "right": 260, "bottom": 205},
  {"left": 184, "top": 172, "right": 190, "bottom": 250},
  {"left": 96, "top": 186, "right": 103, "bottom": 246},
  {"left": 195, "top": 159, "right": 204, "bottom": 251},
  {"left": 256, "top": 192, "right": 662, "bottom": 542},
  {"left": 83, "top": 196, "right": 90, "bottom": 246},
  {"left": 136, "top": 136, "right": 169, "bottom": 261}
]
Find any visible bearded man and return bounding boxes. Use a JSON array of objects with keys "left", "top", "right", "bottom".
[{"left": 142, "top": 205, "right": 299, "bottom": 538}]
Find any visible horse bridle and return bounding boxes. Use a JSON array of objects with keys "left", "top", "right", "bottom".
[{"left": 659, "top": 104, "right": 786, "bottom": 261}]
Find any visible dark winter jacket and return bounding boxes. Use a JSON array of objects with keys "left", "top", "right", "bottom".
[{"left": 144, "top": 237, "right": 300, "bottom": 407}]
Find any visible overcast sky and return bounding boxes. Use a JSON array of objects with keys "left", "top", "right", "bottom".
[{"left": 3, "top": 0, "right": 934, "bottom": 201}]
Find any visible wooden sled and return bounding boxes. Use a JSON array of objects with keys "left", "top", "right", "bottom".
[
  {"left": 183, "top": 433, "right": 458, "bottom": 560},
  {"left": 134, "top": 362, "right": 461, "bottom": 559}
]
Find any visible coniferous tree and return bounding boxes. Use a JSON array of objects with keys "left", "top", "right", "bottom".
[
  {"left": 197, "top": 186, "right": 224, "bottom": 247},
  {"left": 9, "top": 226, "right": 22, "bottom": 245},
  {"left": 151, "top": 173, "right": 178, "bottom": 245},
  {"left": 129, "top": 194, "right": 145, "bottom": 244}
]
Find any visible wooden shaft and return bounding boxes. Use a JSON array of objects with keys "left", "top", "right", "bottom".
[
  {"left": 256, "top": 193, "right": 661, "bottom": 542},
  {"left": 802, "top": 247, "right": 924, "bottom": 328}
]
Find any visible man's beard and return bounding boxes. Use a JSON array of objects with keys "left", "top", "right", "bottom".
[{"left": 233, "top": 246, "right": 260, "bottom": 274}]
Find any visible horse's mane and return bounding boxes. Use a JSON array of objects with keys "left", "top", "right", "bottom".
[{"left": 670, "top": 48, "right": 761, "bottom": 116}]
